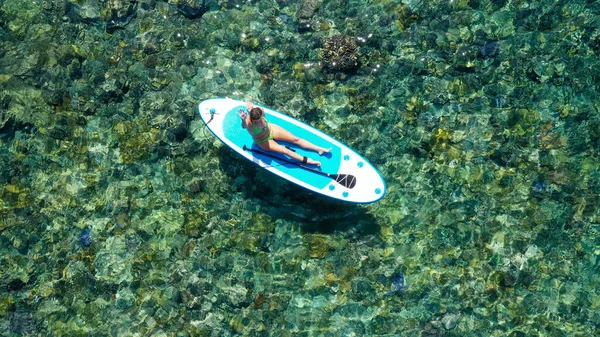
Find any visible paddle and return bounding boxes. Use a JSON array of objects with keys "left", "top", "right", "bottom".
[{"left": 243, "top": 145, "right": 357, "bottom": 189}]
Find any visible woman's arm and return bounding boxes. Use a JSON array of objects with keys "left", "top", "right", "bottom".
[{"left": 241, "top": 100, "right": 254, "bottom": 128}]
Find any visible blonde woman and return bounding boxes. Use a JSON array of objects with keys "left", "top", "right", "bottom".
[{"left": 238, "top": 101, "right": 330, "bottom": 166}]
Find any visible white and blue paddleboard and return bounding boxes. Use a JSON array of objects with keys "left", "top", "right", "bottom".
[{"left": 198, "top": 98, "right": 386, "bottom": 204}]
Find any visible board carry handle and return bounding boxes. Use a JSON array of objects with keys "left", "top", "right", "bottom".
[{"left": 243, "top": 145, "right": 357, "bottom": 189}]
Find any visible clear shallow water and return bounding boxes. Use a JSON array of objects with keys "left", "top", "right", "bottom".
[{"left": 1, "top": 0, "right": 599, "bottom": 335}]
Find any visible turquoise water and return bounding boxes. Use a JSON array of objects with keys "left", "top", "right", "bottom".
[{"left": 1, "top": 0, "right": 599, "bottom": 336}]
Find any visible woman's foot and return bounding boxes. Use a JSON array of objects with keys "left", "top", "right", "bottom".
[
  {"left": 318, "top": 147, "right": 332, "bottom": 156},
  {"left": 310, "top": 159, "right": 321, "bottom": 167},
  {"left": 305, "top": 157, "right": 321, "bottom": 166}
]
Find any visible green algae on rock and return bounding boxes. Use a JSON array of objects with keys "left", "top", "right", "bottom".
[
  {"left": 93, "top": 237, "right": 133, "bottom": 284},
  {"left": 306, "top": 234, "right": 329, "bottom": 258}
]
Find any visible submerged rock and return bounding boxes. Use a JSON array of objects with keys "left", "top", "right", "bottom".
[
  {"left": 441, "top": 313, "right": 461, "bottom": 330},
  {"left": 351, "top": 278, "right": 373, "bottom": 301},
  {"left": 532, "top": 181, "right": 549, "bottom": 199},
  {"left": 64, "top": 1, "right": 101, "bottom": 23},
  {"left": 143, "top": 43, "right": 160, "bottom": 55},
  {"left": 306, "top": 235, "right": 328, "bottom": 258},
  {"left": 296, "top": 0, "right": 321, "bottom": 20},
  {"left": 94, "top": 237, "right": 133, "bottom": 284},
  {"left": 589, "top": 34, "right": 600, "bottom": 54},
  {"left": 0, "top": 115, "right": 35, "bottom": 141},
  {"left": 9, "top": 313, "right": 36, "bottom": 334},
  {"left": 500, "top": 269, "right": 519, "bottom": 287},
  {"left": 115, "top": 287, "right": 136, "bottom": 309},
  {"left": 177, "top": 0, "right": 207, "bottom": 20},
  {"left": 321, "top": 34, "right": 360, "bottom": 72},
  {"left": 479, "top": 40, "right": 499, "bottom": 58},
  {"left": 105, "top": 1, "right": 137, "bottom": 34}
]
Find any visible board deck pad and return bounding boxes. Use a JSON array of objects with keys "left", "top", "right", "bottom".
[{"left": 198, "top": 98, "right": 386, "bottom": 203}]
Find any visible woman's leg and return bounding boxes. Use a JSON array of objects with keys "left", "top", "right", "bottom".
[
  {"left": 270, "top": 124, "right": 331, "bottom": 155},
  {"left": 260, "top": 140, "right": 321, "bottom": 166}
]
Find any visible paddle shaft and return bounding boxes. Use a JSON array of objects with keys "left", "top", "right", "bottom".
[
  {"left": 243, "top": 145, "right": 331, "bottom": 178},
  {"left": 243, "top": 145, "right": 357, "bottom": 189}
]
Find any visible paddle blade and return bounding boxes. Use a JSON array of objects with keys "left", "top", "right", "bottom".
[{"left": 332, "top": 174, "right": 357, "bottom": 189}]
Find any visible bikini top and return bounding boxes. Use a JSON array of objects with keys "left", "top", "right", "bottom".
[{"left": 251, "top": 117, "right": 269, "bottom": 135}]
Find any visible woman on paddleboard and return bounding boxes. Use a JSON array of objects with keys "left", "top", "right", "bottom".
[{"left": 238, "top": 101, "right": 330, "bottom": 166}]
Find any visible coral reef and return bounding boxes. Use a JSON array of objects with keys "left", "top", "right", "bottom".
[{"left": 321, "top": 34, "right": 360, "bottom": 73}]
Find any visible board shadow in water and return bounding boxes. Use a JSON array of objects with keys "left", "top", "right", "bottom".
[{"left": 217, "top": 146, "right": 380, "bottom": 235}]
